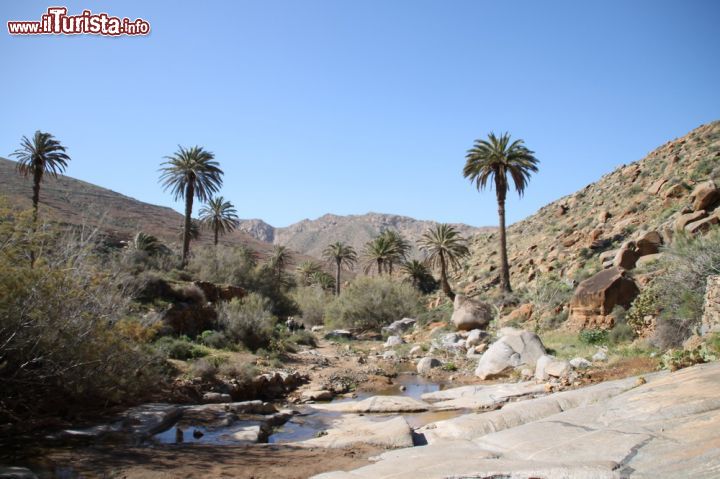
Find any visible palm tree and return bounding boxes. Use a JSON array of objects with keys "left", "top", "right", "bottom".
[
  {"left": 363, "top": 234, "right": 395, "bottom": 275},
  {"left": 159, "top": 145, "right": 223, "bottom": 266},
  {"left": 322, "top": 241, "right": 357, "bottom": 295},
  {"left": 309, "top": 271, "right": 336, "bottom": 292},
  {"left": 12, "top": 131, "right": 71, "bottom": 224},
  {"left": 401, "top": 259, "right": 429, "bottom": 289},
  {"left": 296, "top": 260, "right": 323, "bottom": 286},
  {"left": 419, "top": 224, "right": 469, "bottom": 300},
  {"left": 381, "top": 230, "right": 410, "bottom": 275},
  {"left": 199, "top": 196, "right": 239, "bottom": 245},
  {"left": 401, "top": 260, "right": 438, "bottom": 294},
  {"left": 267, "top": 245, "right": 293, "bottom": 281},
  {"left": 131, "top": 232, "right": 170, "bottom": 256},
  {"left": 463, "top": 133, "right": 539, "bottom": 292}
]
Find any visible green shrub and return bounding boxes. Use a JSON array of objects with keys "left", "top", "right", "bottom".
[
  {"left": 199, "top": 330, "right": 231, "bottom": 349},
  {"left": 289, "top": 329, "right": 318, "bottom": 347},
  {"left": 292, "top": 285, "right": 330, "bottom": 326},
  {"left": 579, "top": 329, "right": 609, "bottom": 345},
  {"left": 324, "top": 276, "right": 423, "bottom": 331},
  {"left": 653, "top": 227, "right": 720, "bottom": 348},
  {"left": 218, "top": 293, "right": 277, "bottom": 351},
  {"left": 659, "top": 346, "right": 717, "bottom": 371},
  {"left": 154, "top": 336, "right": 209, "bottom": 360},
  {"left": 626, "top": 287, "right": 659, "bottom": 335}
]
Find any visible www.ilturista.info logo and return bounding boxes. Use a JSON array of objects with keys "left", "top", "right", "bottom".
[{"left": 7, "top": 7, "right": 150, "bottom": 36}]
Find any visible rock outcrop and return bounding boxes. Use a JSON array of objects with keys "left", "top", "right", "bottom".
[
  {"left": 451, "top": 295, "right": 493, "bottom": 331},
  {"left": 314, "top": 363, "right": 720, "bottom": 479},
  {"left": 568, "top": 267, "right": 640, "bottom": 330},
  {"left": 474, "top": 328, "right": 546, "bottom": 379}
]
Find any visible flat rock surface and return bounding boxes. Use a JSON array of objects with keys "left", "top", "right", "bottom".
[
  {"left": 312, "top": 362, "right": 720, "bottom": 478},
  {"left": 421, "top": 381, "right": 547, "bottom": 410},
  {"left": 300, "top": 415, "right": 414, "bottom": 449},
  {"left": 308, "top": 395, "right": 430, "bottom": 413}
]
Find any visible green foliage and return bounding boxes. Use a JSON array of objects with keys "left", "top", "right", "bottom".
[
  {"left": 189, "top": 245, "right": 298, "bottom": 317},
  {"left": 416, "top": 301, "right": 453, "bottom": 326},
  {"left": 526, "top": 274, "right": 573, "bottom": 310},
  {"left": 289, "top": 330, "right": 318, "bottom": 348},
  {"left": 218, "top": 293, "right": 277, "bottom": 351},
  {"left": 626, "top": 287, "right": 659, "bottom": 335},
  {"left": 292, "top": 285, "right": 330, "bottom": 326},
  {"left": 579, "top": 329, "right": 609, "bottom": 345},
  {"left": 199, "top": 330, "right": 232, "bottom": 349},
  {"left": 199, "top": 196, "right": 239, "bottom": 244},
  {"left": 659, "top": 346, "right": 717, "bottom": 371},
  {"left": 154, "top": 336, "right": 209, "bottom": 360},
  {"left": 653, "top": 227, "right": 720, "bottom": 347},
  {"left": 325, "top": 276, "right": 423, "bottom": 331},
  {"left": 441, "top": 362, "right": 457, "bottom": 372}
]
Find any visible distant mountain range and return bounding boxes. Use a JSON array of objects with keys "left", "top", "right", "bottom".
[
  {"left": 0, "top": 157, "right": 490, "bottom": 260},
  {"left": 238, "top": 214, "right": 492, "bottom": 259}
]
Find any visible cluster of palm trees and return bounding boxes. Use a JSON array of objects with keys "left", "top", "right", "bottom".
[
  {"left": 11, "top": 129, "right": 538, "bottom": 293},
  {"left": 159, "top": 145, "right": 241, "bottom": 265}
]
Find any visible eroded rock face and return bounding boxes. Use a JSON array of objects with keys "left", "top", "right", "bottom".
[
  {"left": 451, "top": 295, "right": 493, "bottom": 331},
  {"left": 676, "top": 210, "right": 707, "bottom": 231},
  {"left": 685, "top": 211, "right": 720, "bottom": 234},
  {"left": 636, "top": 230, "right": 662, "bottom": 256},
  {"left": 192, "top": 281, "right": 245, "bottom": 302},
  {"left": 613, "top": 241, "right": 639, "bottom": 269},
  {"left": 568, "top": 267, "right": 639, "bottom": 330}
]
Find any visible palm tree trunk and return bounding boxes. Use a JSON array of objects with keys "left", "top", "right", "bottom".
[
  {"left": 335, "top": 259, "right": 341, "bottom": 296},
  {"left": 31, "top": 169, "right": 42, "bottom": 225},
  {"left": 388, "top": 261, "right": 393, "bottom": 276},
  {"left": 214, "top": 223, "right": 219, "bottom": 246},
  {"left": 439, "top": 251, "right": 455, "bottom": 300},
  {"left": 497, "top": 192, "right": 512, "bottom": 293},
  {"left": 29, "top": 169, "right": 42, "bottom": 267},
  {"left": 377, "top": 259, "right": 382, "bottom": 276},
  {"left": 181, "top": 182, "right": 194, "bottom": 268}
]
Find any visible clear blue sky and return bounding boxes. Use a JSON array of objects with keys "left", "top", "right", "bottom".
[{"left": 1, "top": 1, "right": 718, "bottom": 227}]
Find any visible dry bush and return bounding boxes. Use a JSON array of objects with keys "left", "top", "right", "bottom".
[
  {"left": 217, "top": 293, "right": 277, "bottom": 351},
  {"left": 0, "top": 206, "right": 164, "bottom": 426}
]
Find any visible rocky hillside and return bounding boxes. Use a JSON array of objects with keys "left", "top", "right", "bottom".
[
  {"left": 457, "top": 121, "right": 720, "bottom": 299},
  {"left": 0, "top": 157, "right": 273, "bottom": 253},
  {"left": 239, "top": 213, "right": 492, "bottom": 259}
]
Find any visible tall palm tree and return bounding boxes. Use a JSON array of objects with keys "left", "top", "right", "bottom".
[
  {"left": 363, "top": 234, "right": 395, "bottom": 275},
  {"left": 199, "top": 196, "right": 239, "bottom": 246},
  {"left": 12, "top": 131, "right": 71, "bottom": 224},
  {"left": 159, "top": 145, "right": 223, "bottom": 266},
  {"left": 267, "top": 245, "right": 293, "bottom": 281},
  {"left": 309, "top": 270, "right": 336, "bottom": 293},
  {"left": 419, "top": 224, "right": 469, "bottom": 300},
  {"left": 463, "top": 132, "right": 539, "bottom": 293},
  {"left": 381, "top": 230, "right": 410, "bottom": 275},
  {"left": 322, "top": 241, "right": 357, "bottom": 295}
]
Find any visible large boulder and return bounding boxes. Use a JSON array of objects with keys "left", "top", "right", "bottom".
[
  {"left": 675, "top": 210, "right": 707, "bottom": 231},
  {"left": 691, "top": 180, "right": 720, "bottom": 211},
  {"left": 636, "top": 231, "right": 662, "bottom": 256},
  {"left": 417, "top": 357, "right": 442, "bottom": 375},
  {"left": 474, "top": 328, "right": 546, "bottom": 379},
  {"left": 568, "top": 267, "right": 640, "bottom": 330},
  {"left": 382, "top": 318, "right": 416, "bottom": 336},
  {"left": 451, "top": 295, "right": 493, "bottom": 331},
  {"left": 613, "top": 241, "right": 639, "bottom": 270},
  {"left": 685, "top": 211, "right": 720, "bottom": 235}
]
